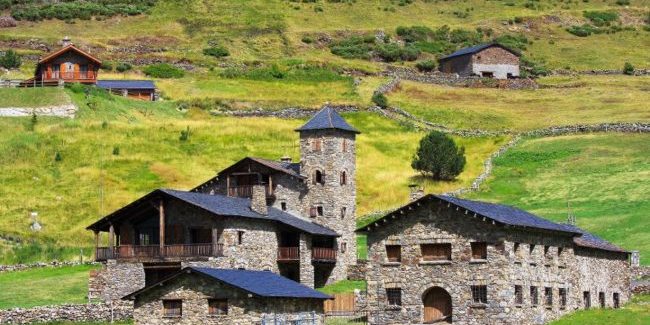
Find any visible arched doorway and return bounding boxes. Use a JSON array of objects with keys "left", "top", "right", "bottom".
[{"left": 423, "top": 287, "right": 452, "bottom": 323}]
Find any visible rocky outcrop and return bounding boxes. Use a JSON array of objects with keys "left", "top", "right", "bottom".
[
  {"left": 0, "top": 104, "right": 77, "bottom": 118},
  {"left": 0, "top": 302, "right": 133, "bottom": 324},
  {"left": 0, "top": 16, "right": 16, "bottom": 28}
]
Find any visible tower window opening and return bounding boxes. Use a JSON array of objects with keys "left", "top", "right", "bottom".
[
  {"left": 314, "top": 170, "right": 324, "bottom": 185},
  {"left": 340, "top": 171, "right": 347, "bottom": 185}
]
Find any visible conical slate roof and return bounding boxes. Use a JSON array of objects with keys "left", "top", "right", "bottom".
[{"left": 295, "top": 107, "right": 360, "bottom": 134}]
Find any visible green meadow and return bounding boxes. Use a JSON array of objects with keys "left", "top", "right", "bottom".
[{"left": 550, "top": 294, "right": 650, "bottom": 325}]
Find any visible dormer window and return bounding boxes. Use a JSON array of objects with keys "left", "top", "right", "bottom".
[{"left": 313, "top": 170, "right": 324, "bottom": 185}]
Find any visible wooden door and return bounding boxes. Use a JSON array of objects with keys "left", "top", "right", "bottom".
[{"left": 423, "top": 287, "right": 452, "bottom": 323}]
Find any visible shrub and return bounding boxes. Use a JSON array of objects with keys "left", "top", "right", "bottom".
[
  {"left": 371, "top": 92, "right": 388, "bottom": 108},
  {"left": 54, "top": 151, "right": 63, "bottom": 162},
  {"left": 583, "top": 11, "right": 619, "bottom": 26},
  {"left": 623, "top": 62, "right": 635, "bottom": 75},
  {"left": 411, "top": 131, "right": 466, "bottom": 180},
  {"left": 415, "top": 60, "right": 437, "bottom": 72},
  {"left": 301, "top": 36, "right": 314, "bottom": 44},
  {"left": 203, "top": 45, "right": 229, "bottom": 58},
  {"left": 615, "top": 0, "right": 630, "bottom": 5},
  {"left": 143, "top": 63, "right": 184, "bottom": 78},
  {"left": 330, "top": 35, "right": 375, "bottom": 59},
  {"left": 115, "top": 62, "right": 132, "bottom": 72},
  {"left": 112, "top": 146, "right": 120, "bottom": 156},
  {"left": 0, "top": 49, "right": 21, "bottom": 69},
  {"left": 566, "top": 24, "right": 598, "bottom": 37},
  {"left": 9, "top": 0, "right": 155, "bottom": 22},
  {"left": 520, "top": 56, "right": 550, "bottom": 77},
  {"left": 493, "top": 34, "right": 528, "bottom": 52},
  {"left": 179, "top": 126, "right": 190, "bottom": 141},
  {"left": 100, "top": 61, "right": 114, "bottom": 71}
]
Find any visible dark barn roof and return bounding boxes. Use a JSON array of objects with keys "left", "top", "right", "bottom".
[
  {"left": 123, "top": 267, "right": 331, "bottom": 300},
  {"left": 296, "top": 107, "right": 360, "bottom": 134},
  {"left": 39, "top": 44, "right": 102, "bottom": 64},
  {"left": 562, "top": 224, "right": 628, "bottom": 253},
  {"left": 87, "top": 189, "right": 338, "bottom": 237},
  {"left": 97, "top": 80, "right": 156, "bottom": 90},
  {"left": 439, "top": 43, "right": 521, "bottom": 61}
]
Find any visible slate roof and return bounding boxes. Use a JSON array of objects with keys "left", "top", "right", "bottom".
[
  {"left": 439, "top": 43, "right": 520, "bottom": 61},
  {"left": 97, "top": 80, "right": 156, "bottom": 90},
  {"left": 39, "top": 44, "right": 102, "bottom": 64},
  {"left": 296, "top": 107, "right": 360, "bottom": 134},
  {"left": 561, "top": 224, "right": 628, "bottom": 253},
  {"left": 246, "top": 157, "right": 303, "bottom": 179},
  {"left": 87, "top": 189, "right": 338, "bottom": 237},
  {"left": 123, "top": 267, "right": 331, "bottom": 300}
]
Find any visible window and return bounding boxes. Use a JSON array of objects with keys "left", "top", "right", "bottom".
[
  {"left": 386, "top": 288, "right": 402, "bottom": 306},
  {"left": 281, "top": 202, "right": 287, "bottom": 211},
  {"left": 513, "top": 242, "right": 520, "bottom": 256},
  {"left": 559, "top": 288, "right": 567, "bottom": 309},
  {"left": 515, "top": 285, "right": 523, "bottom": 305},
  {"left": 342, "top": 139, "right": 348, "bottom": 152},
  {"left": 584, "top": 291, "right": 591, "bottom": 309},
  {"left": 471, "top": 285, "right": 488, "bottom": 304},
  {"left": 317, "top": 206, "right": 324, "bottom": 216},
  {"left": 163, "top": 300, "right": 182, "bottom": 318},
  {"left": 531, "top": 286, "right": 539, "bottom": 306},
  {"left": 471, "top": 242, "right": 487, "bottom": 260},
  {"left": 544, "top": 246, "right": 550, "bottom": 256},
  {"left": 545, "top": 287, "right": 553, "bottom": 307},
  {"left": 613, "top": 293, "right": 620, "bottom": 309},
  {"left": 340, "top": 207, "right": 347, "bottom": 219},
  {"left": 237, "top": 231, "right": 244, "bottom": 245},
  {"left": 341, "top": 242, "right": 347, "bottom": 253},
  {"left": 386, "top": 245, "right": 401, "bottom": 263},
  {"left": 313, "top": 170, "right": 324, "bottom": 185},
  {"left": 599, "top": 292, "right": 605, "bottom": 308},
  {"left": 208, "top": 299, "right": 228, "bottom": 315},
  {"left": 557, "top": 247, "right": 564, "bottom": 257},
  {"left": 529, "top": 244, "right": 536, "bottom": 255},
  {"left": 421, "top": 243, "right": 452, "bottom": 261},
  {"left": 340, "top": 171, "right": 347, "bottom": 185},
  {"left": 312, "top": 139, "right": 322, "bottom": 152},
  {"left": 309, "top": 207, "right": 318, "bottom": 218}
]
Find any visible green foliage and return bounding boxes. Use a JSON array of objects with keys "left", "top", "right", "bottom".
[
  {"left": 330, "top": 35, "right": 376, "bottom": 59},
  {"left": 567, "top": 24, "right": 599, "bottom": 37},
  {"left": 0, "top": 49, "right": 21, "bottom": 69},
  {"left": 143, "top": 63, "right": 185, "bottom": 78},
  {"left": 301, "top": 36, "right": 314, "bottom": 44},
  {"left": 9, "top": 0, "right": 155, "bottom": 22},
  {"left": 54, "top": 151, "right": 62, "bottom": 162},
  {"left": 179, "top": 126, "right": 190, "bottom": 141},
  {"left": 583, "top": 11, "right": 619, "bottom": 26},
  {"left": 375, "top": 43, "right": 420, "bottom": 62},
  {"left": 623, "top": 62, "right": 634, "bottom": 75},
  {"left": 395, "top": 25, "right": 487, "bottom": 56},
  {"left": 112, "top": 146, "right": 120, "bottom": 156},
  {"left": 411, "top": 131, "right": 466, "bottom": 180},
  {"left": 115, "top": 62, "right": 132, "bottom": 72},
  {"left": 25, "top": 113, "right": 37, "bottom": 132},
  {"left": 318, "top": 280, "right": 367, "bottom": 293},
  {"left": 520, "top": 56, "right": 550, "bottom": 77},
  {"left": 100, "top": 61, "right": 113, "bottom": 71},
  {"left": 415, "top": 60, "right": 437, "bottom": 72},
  {"left": 203, "top": 45, "right": 230, "bottom": 58},
  {"left": 615, "top": 0, "right": 630, "bottom": 5},
  {"left": 371, "top": 92, "right": 388, "bottom": 108},
  {"left": 493, "top": 34, "right": 528, "bottom": 52}
]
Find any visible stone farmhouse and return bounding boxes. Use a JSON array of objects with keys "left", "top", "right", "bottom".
[
  {"left": 438, "top": 43, "right": 520, "bottom": 79},
  {"left": 358, "top": 194, "right": 631, "bottom": 325},
  {"left": 87, "top": 107, "right": 360, "bottom": 300},
  {"left": 122, "top": 267, "right": 330, "bottom": 325}
]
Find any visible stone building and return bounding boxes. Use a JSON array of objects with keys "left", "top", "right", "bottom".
[
  {"left": 438, "top": 43, "right": 520, "bottom": 79},
  {"left": 123, "top": 267, "right": 330, "bottom": 325},
  {"left": 359, "top": 194, "right": 630, "bottom": 325},
  {"left": 87, "top": 107, "right": 360, "bottom": 300}
]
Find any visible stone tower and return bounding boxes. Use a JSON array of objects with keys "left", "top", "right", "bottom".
[{"left": 296, "top": 107, "right": 359, "bottom": 285}]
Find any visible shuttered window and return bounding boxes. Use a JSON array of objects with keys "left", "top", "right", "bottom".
[
  {"left": 208, "top": 299, "right": 228, "bottom": 315},
  {"left": 471, "top": 285, "right": 487, "bottom": 304},
  {"left": 163, "top": 300, "right": 182, "bottom": 317},
  {"left": 471, "top": 242, "right": 487, "bottom": 260},
  {"left": 386, "top": 245, "right": 401, "bottom": 263},
  {"left": 386, "top": 288, "right": 402, "bottom": 306},
  {"left": 421, "top": 243, "right": 451, "bottom": 261}
]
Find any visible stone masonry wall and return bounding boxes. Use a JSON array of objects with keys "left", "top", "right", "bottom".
[
  {"left": 0, "top": 301, "right": 133, "bottom": 324},
  {"left": 132, "top": 273, "right": 324, "bottom": 325},
  {"left": 365, "top": 197, "right": 628, "bottom": 325}
]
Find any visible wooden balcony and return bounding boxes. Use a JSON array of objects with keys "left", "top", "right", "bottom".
[
  {"left": 227, "top": 185, "right": 273, "bottom": 198},
  {"left": 277, "top": 247, "right": 300, "bottom": 262},
  {"left": 312, "top": 247, "right": 337, "bottom": 262},
  {"left": 95, "top": 243, "right": 223, "bottom": 261}
]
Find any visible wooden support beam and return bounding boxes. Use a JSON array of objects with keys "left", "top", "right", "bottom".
[
  {"left": 159, "top": 200, "right": 165, "bottom": 254},
  {"left": 212, "top": 227, "right": 219, "bottom": 256},
  {"left": 108, "top": 224, "right": 115, "bottom": 257}
]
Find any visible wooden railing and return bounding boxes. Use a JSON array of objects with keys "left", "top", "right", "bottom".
[
  {"left": 95, "top": 244, "right": 223, "bottom": 261},
  {"left": 277, "top": 247, "right": 299, "bottom": 261},
  {"left": 44, "top": 71, "right": 95, "bottom": 81},
  {"left": 312, "top": 247, "right": 337, "bottom": 261},
  {"left": 227, "top": 185, "right": 273, "bottom": 198}
]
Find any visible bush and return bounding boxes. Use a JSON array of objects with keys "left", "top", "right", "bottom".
[
  {"left": 583, "top": 11, "right": 619, "bottom": 26},
  {"left": 615, "top": 0, "right": 630, "bottom": 5},
  {"left": 520, "top": 56, "right": 550, "bottom": 78},
  {"left": 115, "top": 62, "right": 132, "bottom": 72},
  {"left": 9, "top": 0, "right": 155, "bottom": 22},
  {"left": 623, "top": 62, "right": 635, "bottom": 75},
  {"left": 415, "top": 60, "right": 437, "bottom": 72},
  {"left": 493, "top": 34, "right": 528, "bottom": 52},
  {"left": 371, "top": 92, "right": 388, "bottom": 108},
  {"left": 301, "top": 36, "right": 314, "bottom": 44},
  {"left": 566, "top": 24, "right": 598, "bottom": 37},
  {"left": 411, "top": 131, "right": 466, "bottom": 180},
  {"left": 375, "top": 43, "right": 420, "bottom": 62},
  {"left": 203, "top": 45, "right": 229, "bottom": 58},
  {"left": 0, "top": 49, "right": 21, "bottom": 69},
  {"left": 100, "top": 61, "right": 114, "bottom": 71},
  {"left": 143, "top": 63, "right": 184, "bottom": 78},
  {"left": 179, "top": 126, "right": 190, "bottom": 142},
  {"left": 330, "top": 35, "right": 375, "bottom": 59}
]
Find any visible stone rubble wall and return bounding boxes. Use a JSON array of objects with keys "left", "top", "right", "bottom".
[
  {"left": 381, "top": 66, "right": 538, "bottom": 89},
  {"left": 0, "top": 301, "right": 133, "bottom": 324},
  {"left": 347, "top": 260, "right": 368, "bottom": 281},
  {"left": 0, "top": 104, "right": 77, "bottom": 118},
  {"left": 0, "top": 261, "right": 97, "bottom": 273},
  {"left": 632, "top": 265, "right": 650, "bottom": 279},
  {"left": 552, "top": 69, "right": 650, "bottom": 76},
  {"left": 214, "top": 105, "right": 359, "bottom": 119}
]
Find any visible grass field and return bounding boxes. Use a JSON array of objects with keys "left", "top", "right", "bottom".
[
  {"left": 468, "top": 133, "right": 650, "bottom": 265},
  {"left": 0, "top": 88, "right": 70, "bottom": 108},
  {"left": 0, "top": 87, "right": 505, "bottom": 262},
  {"left": 0, "top": 264, "right": 98, "bottom": 309},
  {"left": 387, "top": 75, "right": 650, "bottom": 131},
  {"left": 549, "top": 294, "right": 650, "bottom": 325}
]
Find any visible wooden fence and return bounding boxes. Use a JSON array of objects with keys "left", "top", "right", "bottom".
[{"left": 324, "top": 293, "right": 356, "bottom": 315}]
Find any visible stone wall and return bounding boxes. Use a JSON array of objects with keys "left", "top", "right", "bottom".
[
  {"left": 347, "top": 260, "right": 367, "bottom": 281},
  {"left": 0, "top": 104, "right": 77, "bottom": 118},
  {"left": 365, "top": 197, "right": 630, "bottom": 325},
  {"left": 0, "top": 261, "right": 96, "bottom": 273},
  {"left": 383, "top": 66, "right": 536, "bottom": 89},
  {"left": 132, "top": 272, "right": 324, "bottom": 325},
  {"left": 0, "top": 301, "right": 133, "bottom": 324}
]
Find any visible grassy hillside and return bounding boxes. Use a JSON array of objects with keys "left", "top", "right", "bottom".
[
  {"left": 387, "top": 75, "right": 650, "bottom": 131},
  {"left": 0, "top": 88, "right": 70, "bottom": 108},
  {"left": 0, "top": 87, "right": 506, "bottom": 262},
  {"left": 468, "top": 133, "right": 650, "bottom": 264},
  {"left": 550, "top": 294, "right": 650, "bottom": 325}
]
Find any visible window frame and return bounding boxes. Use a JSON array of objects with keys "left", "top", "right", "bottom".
[
  {"left": 514, "top": 285, "right": 523, "bottom": 305},
  {"left": 530, "top": 286, "right": 539, "bottom": 306},
  {"left": 599, "top": 291, "right": 605, "bottom": 308},
  {"left": 162, "top": 299, "right": 182, "bottom": 318},
  {"left": 420, "top": 243, "right": 452, "bottom": 262},
  {"left": 386, "top": 288, "right": 402, "bottom": 306},
  {"left": 340, "top": 206, "right": 347, "bottom": 219},
  {"left": 340, "top": 171, "right": 347, "bottom": 185},
  {"left": 312, "top": 139, "right": 322, "bottom": 152},
  {"left": 613, "top": 292, "right": 620, "bottom": 309},
  {"left": 385, "top": 245, "right": 402, "bottom": 263},
  {"left": 471, "top": 285, "right": 488, "bottom": 304},
  {"left": 584, "top": 291, "right": 591, "bottom": 309},
  {"left": 237, "top": 231, "right": 244, "bottom": 245},
  {"left": 545, "top": 287, "right": 553, "bottom": 308},
  {"left": 208, "top": 298, "right": 228, "bottom": 316},
  {"left": 559, "top": 288, "right": 567, "bottom": 309},
  {"left": 470, "top": 242, "right": 488, "bottom": 260}
]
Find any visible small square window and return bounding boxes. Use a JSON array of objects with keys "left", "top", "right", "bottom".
[
  {"left": 312, "top": 139, "right": 322, "bottom": 152},
  {"left": 531, "top": 286, "right": 539, "bottom": 306},
  {"left": 309, "top": 207, "right": 318, "bottom": 218},
  {"left": 471, "top": 242, "right": 487, "bottom": 260},
  {"left": 515, "top": 285, "right": 523, "bottom": 305},
  {"left": 317, "top": 206, "right": 324, "bottom": 216},
  {"left": 280, "top": 202, "right": 287, "bottom": 211},
  {"left": 386, "top": 245, "right": 401, "bottom": 263},
  {"left": 544, "top": 246, "right": 550, "bottom": 256},
  {"left": 557, "top": 247, "right": 564, "bottom": 257},
  {"left": 208, "top": 299, "right": 228, "bottom": 315},
  {"left": 386, "top": 288, "right": 402, "bottom": 306},
  {"left": 163, "top": 300, "right": 182, "bottom": 318},
  {"left": 421, "top": 243, "right": 452, "bottom": 261},
  {"left": 471, "top": 285, "right": 487, "bottom": 304}
]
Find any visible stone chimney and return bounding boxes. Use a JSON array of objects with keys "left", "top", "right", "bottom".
[
  {"left": 409, "top": 184, "right": 425, "bottom": 201},
  {"left": 250, "top": 185, "right": 268, "bottom": 215},
  {"left": 62, "top": 36, "right": 72, "bottom": 47},
  {"left": 280, "top": 156, "right": 292, "bottom": 163}
]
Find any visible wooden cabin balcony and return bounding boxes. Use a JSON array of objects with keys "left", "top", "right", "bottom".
[
  {"left": 95, "top": 243, "right": 223, "bottom": 262},
  {"left": 277, "top": 247, "right": 300, "bottom": 262},
  {"left": 227, "top": 185, "right": 273, "bottom": 199},
  {"left": 312, "top": 247, "right": 337, "bottom": 262},
  {"left": 41, "top": 71, "right": 96, "bottom": 83}
]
